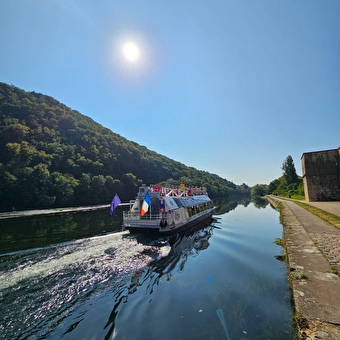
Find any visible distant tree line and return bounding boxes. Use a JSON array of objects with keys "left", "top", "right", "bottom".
[
  {"left": 0, "top": 83, "right": 250, "bottom": 211},
  {"left": 251, "top": 155, "right": 304, "bottom": 198}
]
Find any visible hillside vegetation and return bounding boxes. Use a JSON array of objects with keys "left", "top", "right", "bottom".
[{"left": 0, "top": 82, "right": 250, "bottom": 211}]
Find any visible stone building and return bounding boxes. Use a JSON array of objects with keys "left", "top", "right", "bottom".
[{"left": 301, "top": 148, "right": 340, "bottom": 202}]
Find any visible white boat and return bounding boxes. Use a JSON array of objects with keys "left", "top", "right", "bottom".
[{"left": 123, "top": 184, "right": 215, "bottom": 235}]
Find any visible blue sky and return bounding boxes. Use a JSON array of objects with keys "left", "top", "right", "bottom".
[{"left": 1, "top": 0, "right": 339, "bottom": 186}]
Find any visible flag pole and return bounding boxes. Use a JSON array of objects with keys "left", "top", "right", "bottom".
[{"left": 149, "top": 195, "right": 151, "bottom": 220}]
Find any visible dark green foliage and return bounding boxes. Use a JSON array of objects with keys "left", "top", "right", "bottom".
[
  {"left": 281, "top": 155, "right": 298, "bottom": 185},
  {"left": 266, "top": 156, "right": 303, "bottom": 197},
  {"left": 0, "top": 83, "right": 249, "bottom": 210},
  {"left": 268, "top": 178, "right": 281, "bottom": 194},
  {"left": 251, "top": 184, "right": 268, "bottom": 197}
]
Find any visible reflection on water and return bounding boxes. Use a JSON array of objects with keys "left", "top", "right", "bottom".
[
  {"left": 0, "top": 199, "right": 296, "bottom": 340},
  {"left": 213, "top": 196, "right": 269, "bottom": 215},
  {"left": 0, "top": 206, "right": 126, "bottom": 254},
  {"left": 252, "top": 196, "right": 270, "bottom": 209},
  {"left": 103, "top": 223, "right": 215, "bottom": 340},
  {"left": 213, "top": 197, "right": 246, "bottom": 215}
]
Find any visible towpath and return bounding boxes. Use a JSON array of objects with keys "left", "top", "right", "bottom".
[{"left": 267, "top": 196, "right": 340, "bottom": 340}]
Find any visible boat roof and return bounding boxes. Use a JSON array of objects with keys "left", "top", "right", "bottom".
[{"left": 163, "top": 195, "right": 211, "bottom": 210}]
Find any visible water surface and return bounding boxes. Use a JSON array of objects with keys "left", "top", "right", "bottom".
[{"left": 0, "top": 200, "right": 295, "bottom": 339}]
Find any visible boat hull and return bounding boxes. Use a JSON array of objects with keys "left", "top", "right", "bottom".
[{"left": 125, "top": 209, "right": 214, "bottom": 235}]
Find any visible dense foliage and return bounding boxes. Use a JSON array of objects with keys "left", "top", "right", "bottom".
[
  {"left": 281, "top": 155, "right": 299, "bottom": 185},
  {"left": 252, "top": 155, "right": 304, "bottom": 198},
  {"left": 251, "top": 155, "right": 304, "bottom": 198},
  {"left": 0, "top": 83, "right": 250, "bottom": 211},
  {"left": 250, "top": 184, "right": 268, "bottom": 197},
  {"left": 270, "top": 155, "right": 304, "bottom": 197}
]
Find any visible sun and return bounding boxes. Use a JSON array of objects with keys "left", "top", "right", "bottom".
[
  {"left": 122, "top": 42, "right": 140, "bottom": 62},
  {"left": 110, "top": 34, "right": 155, "bottom": 80}
]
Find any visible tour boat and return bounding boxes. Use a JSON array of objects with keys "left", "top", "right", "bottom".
[{"left": 123, "top": 184, "right": 215, "bottom": 235}]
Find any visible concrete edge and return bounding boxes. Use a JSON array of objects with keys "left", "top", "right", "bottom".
[{"left": 266, "top": 196, "right": 340, "bottom": 340}]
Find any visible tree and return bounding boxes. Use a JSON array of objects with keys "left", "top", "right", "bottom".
[
  {"left": 251, "top": 184, "right": 268, "bottom": 197},
  {"left": 50, "top": 172, "right": 77, "bottom": 206},
  {"left": 0, "top": 164, "right": 17, "bottom": 210},
  {"left": 74, "top": 173, "right": 91, "bottom": 205},
  {"left": 268, "top": 178, "right": 282, "bottom": 194},
  {"left": 281, "top": 155, "right": 298, "bottom": 185},
  {"left": 90, "top": 175, "right": 106, "bottom": 204}
]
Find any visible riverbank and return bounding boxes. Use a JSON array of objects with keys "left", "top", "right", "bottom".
[
  {"left": 266, "top": 195, "right": 340, "bottom": 340},
  {"left": 0, "top": 203, "right": 133, "bottom": 220},
  {"left": 0, "top": 205, "right": 110, "bottom": 219}
]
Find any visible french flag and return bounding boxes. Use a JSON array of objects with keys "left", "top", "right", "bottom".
[{"left": 140, "top": 192, "right": 151, "bottom": 216}]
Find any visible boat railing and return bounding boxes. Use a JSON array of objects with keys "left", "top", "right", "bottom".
[
  {"left": 149, "top": 184, "right": 207, "bottom": 197},
  {"left": 123, "top": 211, "right": 175, "bottom": 225}
]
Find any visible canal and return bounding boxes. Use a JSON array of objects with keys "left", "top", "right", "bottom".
[{"left": 0, "top": 198, "right": 296, "bottom": 339}]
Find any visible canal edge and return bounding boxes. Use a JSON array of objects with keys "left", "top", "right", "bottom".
[{"left": 266, "top": 195, "right": 340, "bottom": 340}]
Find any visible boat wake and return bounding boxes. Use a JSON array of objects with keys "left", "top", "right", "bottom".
[{"left": 0, "top": 231, "right": 171, "bottom": 339}]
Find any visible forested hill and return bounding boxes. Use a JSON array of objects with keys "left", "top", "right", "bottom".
[{"left": 0, "top": 82, "right": 250, "bottom": 211}]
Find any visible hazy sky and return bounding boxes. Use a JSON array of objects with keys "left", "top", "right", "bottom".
[{"left": 1, "top": 0, "right": 339, "bottom": 186}]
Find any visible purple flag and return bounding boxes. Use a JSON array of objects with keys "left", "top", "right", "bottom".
[{"left": 110, "top": 194, "right": 121, "bottom": 216}]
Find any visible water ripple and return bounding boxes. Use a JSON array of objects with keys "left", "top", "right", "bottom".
[{"left": 0, "top": 231, "right": 171, "bottom": 339}]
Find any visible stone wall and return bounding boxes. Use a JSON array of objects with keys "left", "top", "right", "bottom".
[{"left": 301, "top": 148, "right": 340, "bottom": 202}]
